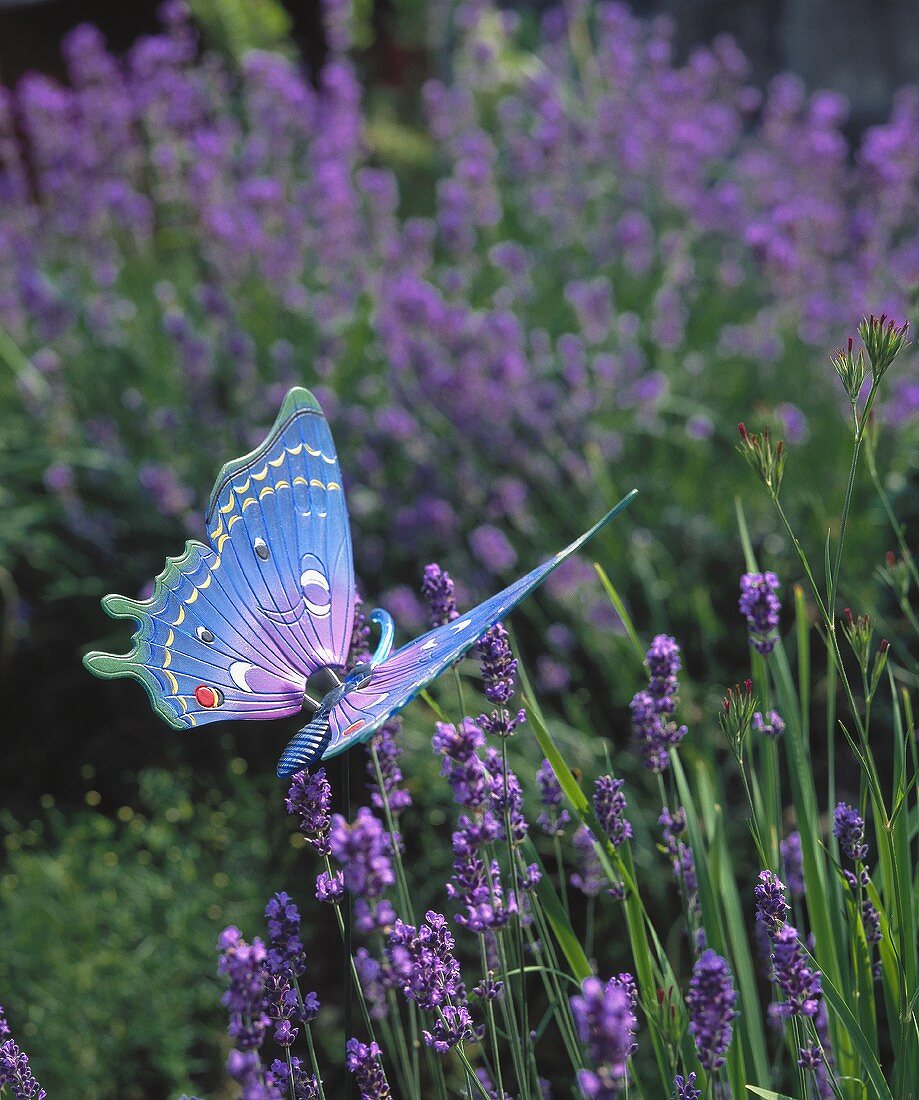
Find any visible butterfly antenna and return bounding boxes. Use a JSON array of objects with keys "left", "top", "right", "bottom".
[{"left": 276, "top": 714, "right": 333, "bottom": 778}]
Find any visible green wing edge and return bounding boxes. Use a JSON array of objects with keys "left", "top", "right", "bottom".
[
  {"left": 82, "top": 540, "right": 212, "bottom": 731},
  {"left": 204, "top": 387, "right": 324, "bottom": 523}
]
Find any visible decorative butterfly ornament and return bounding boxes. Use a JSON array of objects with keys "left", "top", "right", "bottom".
[{"left": 85, "top": 388, "right": 636, "bottom": 777}]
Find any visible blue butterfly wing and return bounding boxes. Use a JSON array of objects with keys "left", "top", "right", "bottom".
[
  {"left": 319, "top": 493, "right": 637, "bottom": 759},
  {"left": 85, "top": 388, "right": 355, "bottom": 729},
  {"left": 84, "top": 541, "right": 307, "bottom": 727},
  {"left": 206, "top": 387, "right": 355, "bottom": 676}
]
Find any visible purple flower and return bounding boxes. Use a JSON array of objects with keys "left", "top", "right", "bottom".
[
  {"left": 754, "top": 870, "right": 789, "bottom": 931},
  {"left": 285, "top": 768, "right": 333, "bottom": 856},
  {"left": 0, "top": 1006, "right": 47, "bottom": 1100},
  {"left": 387, "top": 911, "right": 478, "bottom": 1052},
  {"left": 355, "top": 948, "right": 391, "bottom": 1020},
  {"left": 345, "top": 1038, "right": 391, "bottom": 1099},
  {"left": 770, "top": 924, "right": 823, "bottom": 1018},
  {"left": 593, "top": 775, "right": 632, "bottom": 849},
  {"left": 330, "top": 807, "right": 395, "bottom": 920},
  {"left": 433, "top": 718, "right": 491, "bottom": 809},
  {"left": 833, "top": 802, "right": 868, "bottom": 862},
  {"left": 861, "top": 897, "right": 882, "bottom": 946},
  {"left": 477, "top": 622, "right": 526, "bottom": 738},
  {"left": 421, "top": 562, "right": 459, "bottom": 628},
  {"left": 570, "top": 975, "right": 637, "bottom": 1095},
  {"left": 780, "top": 832, "right": 805, "bottom": 898},
  {"left": 367, "top": 719, "right": 412, "bottom": 816},
  {"left": 630, "top": 635, "right": 687, "bottom": 772},
  {"left": 349, "top": 590, "right": 373, "bottom": 666},
  {"left": 448, "top": 817, "right": 511, "bottom": 933},
  {"left": 387, "top": 910, "right": 465, "bottom": 1009},
  {"left": 266, "top": 1056, "right": 320, "bottom": 1100},
  {"left": 660, "top": 807, "right": 700, "bottom": 917},
  {"left": 536, "top": 757, "right": 570, "bottom": 836},
  {"left": 315, "top": 869, "right": 345, "bottom": 905},
  {"left": 264, "top": 891, "right": 306, "bottom": 978},
  {"left": 686, "top": 950, "right": 737, "bottom": 1071},
  {"left": 752, "top": 709, "right": 785, "bottom": 738},
  {"left": 217, "top": 926, "right": 271, "bottom": 1054},
  {"left": 571, "top": 826, "right": 604, "bottom": 898},
  {"left": 673, "top": 1073, "right": 701, "bottom": 1100},
  {"left": 739, "top": 572, "right": 781, "bottom": 655}
]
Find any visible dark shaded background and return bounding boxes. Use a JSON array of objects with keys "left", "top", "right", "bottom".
[{"left": 1, "top": 0, "right": 918, "bottom": 128}]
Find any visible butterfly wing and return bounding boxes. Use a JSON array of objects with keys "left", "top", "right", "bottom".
[
  {"left": 312, "top": 492, "right": 637, "bottom": 761},
  {"left": 84, "top": 387, "right": 356, "bottom": 728},
  {"left": 84, "top": 541, "right": 307, "bottom": 727},
  {"left": 206, "top": 387, "right": 355, "bottom": 675}
]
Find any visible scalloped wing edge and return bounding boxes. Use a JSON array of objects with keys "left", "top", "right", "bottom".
[
  {"left": 205, "top": 387, "right": 325, "bottom": 524},
  {"left": 82, "top": 540, "right": 213, "bottom": 731}
]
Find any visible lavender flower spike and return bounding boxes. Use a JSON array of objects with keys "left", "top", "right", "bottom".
[
  {"left": 771, "top": 924, "right": 823, "bottom": 1018},
  {"left": 739, "top": 572, "right": 781, "bottom": 655},
  {"left": 0, "top": 1005, "right": 47, "bottom": 1100},
  {"left": 630, "top": 634, "right": 687, "bottom": 772},
  {"left": 686, "top": 950, "right": 737, "bottom": 1071},
  {"left": 346, "top": 1038, "right": 392, "bottom": 1099},
  {"left": 536, "top": 757, "right": 570, "bottom": 836},
  {"left": 570, "top": 975, "right": 637, "bottom": 1095},
  {"left": 752, "top": 709, "right": 785, "bottom": 739},
  {"left": 833, "top": 802, "right": 868, "bottom": 862},
  {"left": 754, "top": 870, "right": 788, "bottom": 932},
  {"left": 421, "top": 562, "right": 459, "bottom": 628},
  {"left": 593, "top": 775, "right": 633, "bottom": 849},
  {"left": 477, "top": 622, "right": 526, "bottom": 738},
  {"left": 286, "top": 767, "right": 333, "bottom": 856},
  {"left": 673, "top": 1072, "right": 701, "bottom": 1100}
]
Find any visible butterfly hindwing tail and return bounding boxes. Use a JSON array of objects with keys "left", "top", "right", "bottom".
[{"left": 277, "top": 713, "right": 334, "bottom": 777}]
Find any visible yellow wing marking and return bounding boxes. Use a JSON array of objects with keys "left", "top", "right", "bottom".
[
  {"left": 164, "top": 668, "right": 179, "bottom": 693},
  {"left": 165, "top": 629, "right": 175, "bottom": 647},
  {"left": 252, "top": 465, "right": 270, "bottom": 482},
  {"left": 172, "top": 606, "right": 186, "bottom": 627},
  {"left": 163, "top": 648, "right": 172, "bottom": 669},
  {"left": 210, "top": 555, "right": 221, "bottom": 571},
  {"left": 241, "top": 496, "right": 259, "bottom": 512}
]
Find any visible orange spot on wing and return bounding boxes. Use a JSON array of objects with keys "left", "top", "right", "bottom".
[{"left": 342, "top": 720, "right": 365, "bottom": 738}]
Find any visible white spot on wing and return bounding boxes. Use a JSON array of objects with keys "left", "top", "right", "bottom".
[
  {"left": 230, "top": 661, "right": 256, "bottom": 692},
  {"left": 451, "top": 619, "right": 471, "bottom": 632}
]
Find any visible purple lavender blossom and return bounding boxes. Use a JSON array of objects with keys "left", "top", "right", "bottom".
[
  {"left": 355, "top": 947, "right": 391, "bottom": 1020},
  {"left": 345, "top": 1038, "right": 391, "bottom": 1099},
  {"left": 264, "top": 891, "right": 306, "bottom": 978},
  {"left": 448, "top": 817, "right": 511, "bottom": 933},
  {"left": 0, "top": 1006, "right": 47, "bottom": 1100},
  {"left": 266, "top": 1056, "right": 320, "bottom": 1100},
  {"left": 286, "top": 768, "right": 333, "bottom": 856},
  {"left": 367, "top": 719, "right": 412, "bottom": 816},
  {"left": 770, "top": 924, "right": 823, "bottom": 1018},
  {"left": 349, "top": 590, "right": 372, "bottom": 666},
  {"left": 217, "top": 926, "right": 271, "bottom": 1057},
  {"left": 631, "top": 635, "right": 687, "bottom": 772},
  {"left": 570, "top": 976, "right": 637, "bottom": 1095},
  {"left": 433, "top": 718, "right": 491, "bottom": 810},
  {"left": 315, "top": 869, "right": 345, "bottom": 905},
  {"left": 421, "top": 562, "right": 459, "bottom": 627},
  {"left": 754, "top": 870, "right": 789, "bottom": 931},
  {"left": 477, "top": 622, "right": 526, "bottom": 738},
  {"left": 387, "top": 911, "right": 479, "bottom": 1052},
  {"left": 593, "top": 775, "right": 632, "bottom": 849},
  {"left": 861, "top": 898, "right": 882, "bottom": 946},
  {"left": 752, "top": 709, "right": 785, "bottom": 738},
  {"left": 660, "top": 807, "right": 700, "bottom": 917},
  {"left": 536, "top": 757, "right": 571, "bottom": 836},
  {"left": 739, "top": 572, "right": 782, "bottom": 655},
  {"left": 833, "top": 802, "right": 868, "bottom": 862},
  {"left": 686, "top": 950, "right": 737, "bottom": 1071},
  {"left": 673, "top": 1073, "right": 701, "bottom": 1100},
  {"left": 330, "top": 807, "right": 396, "bottom": 931},
  {"left": 571, "top": 826, "right": 604, "bottom": 898},
  {"left": 780, "top": 832, "right": 805, "bottom": 898}
]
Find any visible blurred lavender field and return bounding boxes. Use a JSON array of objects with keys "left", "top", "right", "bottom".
[{"left": 0, "top": 1, "right": 917, "bottom": 1096}]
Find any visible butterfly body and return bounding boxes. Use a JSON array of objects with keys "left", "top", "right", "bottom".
[{"left": 84, "top": 387, "right": 636, "bottom": 776}]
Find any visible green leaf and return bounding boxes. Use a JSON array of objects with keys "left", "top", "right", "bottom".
[
  {"left": 522, "top": 838, "right": 591, "bottom": 982},
  {"left": 593, "top": 562, "right": 645, "bottom": 664},
  {"left": 745, "top": 1087, "right": 796, "bottom": 1100}
]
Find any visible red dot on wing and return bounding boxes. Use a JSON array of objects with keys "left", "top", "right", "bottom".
[
  {"left": 195, "top": 684, "right": 220, "bottom": 708},
  {"left": 342, "top": 720, "right": 364, "bottom": 737}
]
